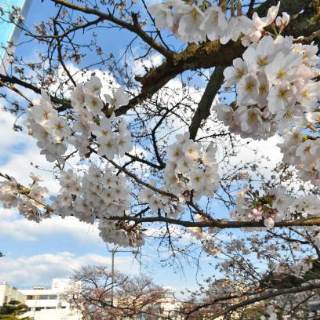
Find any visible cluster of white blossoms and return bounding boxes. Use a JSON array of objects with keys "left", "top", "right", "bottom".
[
  {"left": 138, "top": 133, "right": 219, "bottom": 217},
  {"left": 0, "top": 164, "right": 141, "bottom": 246},
  {"left": 139, "top": 186, "right": 182, "bottom": 218},
  {"left": 54, "top": 165, "right": 129, "bottom": 220},
  {"left": 217, "top": 35, "right": 320, "bottom": 139},
  {"left": 149, "top": 0, "right": 281, "bottom": 45},
  {"left": 163, "top": 133, "right": 219, "bottom": 200},
  {"left": 0, "top": 174, "right": 48, "bottom": 222},
  {"left": 70, "top": 77, "right": 132, "bottom": 158},
  {"left": 98, "top": 220, "right": 144, "bottom": 247},
  {"left": 233, "top": 187, "right": 320, "bottom": 228},
  {"left": 27, "top": 91, "right": 70, "bottom": 162},
  {"left": 27, "top": 77, "right": 132, "bottom": 162},
  {"left": 278, "top": 129, "right": 320, "bottom": 184},
  {"left": 52, "top": 165, "right": 142, "bottom": 247}
]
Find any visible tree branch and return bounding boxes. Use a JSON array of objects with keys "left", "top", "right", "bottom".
[
  {"left": 51, "top": 0, "right": 173, "bottom": 59},
  {"left": 110, "top": 215, "right": 320, "bottom": 230},
  {"left": 189, "top": 66, "right": 225, "bottom": 140},
  {"left": 212, "top": 282, "right": 320, "bottom": 319}
]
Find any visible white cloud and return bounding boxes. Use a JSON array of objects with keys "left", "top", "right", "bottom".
[
  {"left": 0, "top": 143, "right": 59, "bottom": 190},
  {"left": 235, "top": 135, "right": 283, "bottom": 167},
  {"left": 0, "top": 111, "right": 29, "bottom": 151},
  {"left": 0, "top": 211, "right": 102, "bottom": 243},
  {"left": 132, "top": 53, "right": 163, "bottom": 76},
  {"left": 0, "top": 252, "right": 140, "bottom": 288},
  {"left": 226, "top": 135, "right": 283, "bottom": 178},
  {"left": 0, "top": 110, "right": 59, "bottom": 192}
]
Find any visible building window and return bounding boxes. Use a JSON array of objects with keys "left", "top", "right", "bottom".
[{"left": 38, "top": 295, "right": 58, "bottom": 300}]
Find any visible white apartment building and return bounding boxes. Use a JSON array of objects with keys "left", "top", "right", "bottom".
[
  {"left": 0, "top": 279, "right": 81, "bottom": 320},
  {"left": 20, "top": 278, "right": 82, "bottom": 320}
]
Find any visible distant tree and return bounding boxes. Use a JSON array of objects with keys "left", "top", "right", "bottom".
[
  {"left": 69, "top": 266, "right": 171, "bottom": 320},
  {"left": 0, "top": 300, "right": 31, "bottom": 320}
]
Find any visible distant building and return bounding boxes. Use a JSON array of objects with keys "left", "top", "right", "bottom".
[
  {"left": 20, "top": 278, "right": 82, "bottom": 320},
  {"left": 0, "top": 279, "right": 81, "bottom": 320},
  {"left": 0, "top": 281, "right": 25, "bottom": 306},
  {"left": 149, "top": 292, "right": 182, "bottom": 319},
  {"left": 0, "top": 278, "right": 188, "bottom": 320}
]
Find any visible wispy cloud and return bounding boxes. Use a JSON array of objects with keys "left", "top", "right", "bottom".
[
  {"left": 0, "top": 251, "right": 140, "bottom": 288},
  {"left": 0, "top": 211, "right": 102, "bottom": 243}
]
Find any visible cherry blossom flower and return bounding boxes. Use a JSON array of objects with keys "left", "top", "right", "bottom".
[
  {"left": 199, "top": 6, "right": 227, "bottom": 41},
  {"left": 104, "top": 87, "right": 130, "bottom": 109},
  {"left": 238, "top": 74, "right": 260, "bottom": 106},
  {"left": 84, "top": 94, "right": 104, "bottom": 115},
  {"left": 83, "top": 76, "right": 102, "bottom": 95},
  {"left": 267, "top": 82, "right": 295, "bottom": 115},
  {"left": 177, "top": 5, "right": 205, "bottom": 43},
  {"left": 223, "top": 58, "right": 248, "bottom": 87},
  {"left": 149, "top": 0, "right": 285, "bottom": 48},
  {"left": 276, "top": 12, "right": 290, "bottom": 29},
  {"left": 241, "top": 2, "right": 280, "bottom": 45},
  {"left": 148, "top": 1, "right": 175, "bottom": 30},
  {"left": 220, "top": 15, "right": 253, "bottom": 45}
]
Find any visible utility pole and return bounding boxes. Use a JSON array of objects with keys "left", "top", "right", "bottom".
[
  {"left": 110, "top": 247, "right": 139, "bottom": 307},
  {"left": 110, "top": 248, "right": 116, "bottom": 307}
]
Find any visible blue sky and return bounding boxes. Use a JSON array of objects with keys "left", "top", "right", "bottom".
[{"left": 0, "top": 0, "right": 283, "bottom": 293}]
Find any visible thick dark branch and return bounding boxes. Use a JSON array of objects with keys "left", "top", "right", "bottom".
[
  {"left": 0, "top": 74, "right": 41, "bottom": 95},
  {"left": 297, "top": 30, "right": 320, "bottom": 44},
  {"left": 247, "top": 0, "right": 256, "bottom": 17},
  {"left": 189, "top": 66, "right": 225, "bottom": 140},
  {"left": 0, "top": 73, "right": 69, "bottom": 107},
  {"left": 110, "top": 215, "right": 320, "bottom": 230},
  {"left": 120, "top": 41, "right": 244, "bottom": 116}
]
